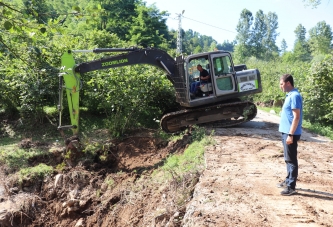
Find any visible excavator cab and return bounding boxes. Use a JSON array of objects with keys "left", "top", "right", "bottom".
[{"left": 183, "top": 51, "right": 261, "bottom": 106}]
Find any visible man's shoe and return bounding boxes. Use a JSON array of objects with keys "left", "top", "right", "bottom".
[
  {"left": 280, "top": 187, "right": 296, "bottom": 196},
  {"left": 277, "top": 181, "right": 287, "bottom": 188}
]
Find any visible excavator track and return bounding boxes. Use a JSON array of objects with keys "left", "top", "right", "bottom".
[{"left": 161, "top": 101, "right": 257, "bottom": 133}]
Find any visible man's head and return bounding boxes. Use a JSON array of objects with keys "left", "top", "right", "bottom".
[
  {"left": 280, "top": 74, "right": 294, "bottom": 92},
  {"left": 197, "top": 64, "right": 203, "bottom": 72}
]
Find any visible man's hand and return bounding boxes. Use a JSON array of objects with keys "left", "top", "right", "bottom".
[{"left": 286, "top": 136, "right": 293, "bottom": 145}]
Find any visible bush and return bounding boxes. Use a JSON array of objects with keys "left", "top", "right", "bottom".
[{"left": 302, "top": 54, "right": 333, "bottom": 125}]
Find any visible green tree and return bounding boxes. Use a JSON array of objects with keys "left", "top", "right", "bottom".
[
  {"left": 28, "top": 0, "right": 56, "bottom": 23},
  {"left": 46, "top": 0, "right": 85, "bottom": 14},
  {"left": 235, "top": 9, "right": 279, "bottom": 61},
  {"left": 293, "top": 42, "right": 311, "bottom": 62},
  {"left": 234, "top": 8, "right": 253, "bottom": 62},
  {"left": 294, "top": 24, "right": 307, "bottom": 43},
  {"left": 249, "top": 10, "right": 267, "bottom": 59},
  {"left": 127, "top": 4, "right": 169, "bottom": 47},
  {"left": 99, "top": 0, "right": 137, "bottom": 38},
  {"left": 182, "top": 29, "right": 194, "bottom": 54},
  {"left": 293, "top": 24, "right": 311, "bottom": 61},
  {"left": 302, "top": 55, "right": 333, "bottom": 125},
  {"left": 263, "top": 11, "right": 279, "bottom": 59},
  {"left": 209, "top": 41, "right": 217, "bottom": 51},
  {"left": 180, "top": 29, "right": 219, "bottom": 55},
  {"left": 216, "top": 40, "right": 236, "bottom": 52},
  {"left": 280, "top": 39, "right": 288, "bottom": 54},
  {"left": 281, "top": 51, "right": 295, "bottom": 63},
  {"left": 308, "top": 21, "right": 332, "bottom": 55}
]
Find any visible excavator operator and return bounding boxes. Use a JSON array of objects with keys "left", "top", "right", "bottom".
[{"left": 190, "top": 64, "right": 211, "bottom": 97}]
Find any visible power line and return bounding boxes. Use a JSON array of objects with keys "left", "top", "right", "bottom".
[
  {"left": 167, "top": 14, "right": 237, "bottom": 34},
  {"left": 182, "top": 16, "right": 237, "bottom": 34}
]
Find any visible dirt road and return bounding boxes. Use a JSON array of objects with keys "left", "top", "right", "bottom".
[{"left": 183, "top": 110, "right": 333, "bottom": 227}]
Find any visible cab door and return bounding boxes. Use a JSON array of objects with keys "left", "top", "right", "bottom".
[{"left": 210, "top": 53, "right": 237, "bottom": 97}]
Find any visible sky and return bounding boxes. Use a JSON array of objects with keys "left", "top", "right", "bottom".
[{"left": 143, "top": 0, "right": 333, "bottom": 51}]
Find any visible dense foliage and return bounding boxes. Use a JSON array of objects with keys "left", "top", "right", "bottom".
[
  {"left": 0, "top": 0, "right": 332, "bottom": 136},
  {"left": 248, "top": 54, "right": 333, "bottom": 126},
  {"left": 302, "top": 55, "right": 333, "bottom": 125}
]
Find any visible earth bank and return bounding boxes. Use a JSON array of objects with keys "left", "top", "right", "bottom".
[{"left": 1, "top": 110, "right": 333, "bottom": 227}]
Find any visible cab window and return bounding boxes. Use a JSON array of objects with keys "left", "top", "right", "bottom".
[{"left": 213, "top": 56, "right": 232, "bottom": 76}]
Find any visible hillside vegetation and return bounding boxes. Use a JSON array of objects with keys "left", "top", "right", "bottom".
[
  {"left": 1, "top": 0, "right": 332, "bottom": 136},
  {"left": 0, "top": 1, "right": 332, "bottom": 226}
]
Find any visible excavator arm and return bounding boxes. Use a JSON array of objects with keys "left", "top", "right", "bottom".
[
  {"left": 58, "top": 47, "right": 178, "bottom": 135},
  {"left": 74, "top": 47, "right": 176, "bottom": 82}
]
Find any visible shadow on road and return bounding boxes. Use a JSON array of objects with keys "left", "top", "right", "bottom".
[{"left": 296, "top": 188, "right": 333, "bottom": 200}]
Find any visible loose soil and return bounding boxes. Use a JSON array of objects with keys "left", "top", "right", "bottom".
[{"left": 1, "top": 110, "right": 333, "bottom": 227}]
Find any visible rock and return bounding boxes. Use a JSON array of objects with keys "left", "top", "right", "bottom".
[
  {"left": 75, "top": 218, "right": 84, "bottom": 227},
  {"left": 67, "top": 206, "right": 79, "bottom": 212},
  {"left": 66, "top": 199, "right": 77, "bottom": 207},
  {"left": 54, "top": 174, "right": 63, "bottom": 189},
  {"left": 69, "top": 188, "right": 79, "bottom": 199},
  {"left": 79, "top": 200, "right": 87, "bottom": 208}
]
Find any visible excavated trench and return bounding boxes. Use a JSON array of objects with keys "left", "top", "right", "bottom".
[{"left": 0, "top": 133, "right": 196, "bottom": 227}]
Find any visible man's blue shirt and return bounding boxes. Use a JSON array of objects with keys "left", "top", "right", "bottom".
[{"left": 279, "top": 88, "right": 303, "bottom": 135}]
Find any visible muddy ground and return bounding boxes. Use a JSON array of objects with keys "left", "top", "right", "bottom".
[{"left": 0, "top": 110, "right": 333, "bottom": 227}]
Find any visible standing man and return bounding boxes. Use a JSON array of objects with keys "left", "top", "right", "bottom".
[
  {"left": 278, "top": 74, "right": 303, "bottom": 196},
  {"left": 190, "top": 64, "right": 210, "bottom": 96}
]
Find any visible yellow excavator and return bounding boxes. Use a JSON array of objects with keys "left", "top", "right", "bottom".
[{"left": 58, "top": 47, "right": 262, "bottom": 136}]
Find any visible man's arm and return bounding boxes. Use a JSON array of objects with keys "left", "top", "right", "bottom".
[
  {"left": 200, "top": 70, "right": 210, "bottom": 80},
  {"left": 289, "top": 109, "right": 301, "bottom": 134},
  {"left": 286, "top": 108, "right": 301, "bottom": 144},
  {"left": 201, "top": 75, "right": 210, "bottom": 80}
]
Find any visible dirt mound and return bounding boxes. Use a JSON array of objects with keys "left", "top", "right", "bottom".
[{"left": 0, "top": 133, "right": 193, "bottom": 227}]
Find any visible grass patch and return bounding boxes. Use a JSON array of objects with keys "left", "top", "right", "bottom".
[
  {"left": 0, "top": 147, "right": 46, "bottom": 171},
  {"left": 159, "top": 128, "right": 215, "bottom": 178},
  {"left": 167, "top": 125, "right": 208, "bottom": 143},
  {"left": 163, "top": 140, "right": 205, "bottom": 173},
  {"left": 104, "top": 176, "right": 116, "bottom": 190},
  {"left": 302, "top": 121, "right": 333, "bottom": 140},
  {"left": 0, "top": 138, "right": 19, "bottom": 148},
  {"left": 19, "top": 163, "right": 53, "bottom": 183}
]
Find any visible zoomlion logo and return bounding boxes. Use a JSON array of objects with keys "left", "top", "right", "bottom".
[
  {"left": 102, "top": 58, "right": 128, "bottom": 67},
  {"left": 239, "top": 81, "right": 256, "bottom": 92}
]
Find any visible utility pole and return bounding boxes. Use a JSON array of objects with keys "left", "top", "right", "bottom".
[{"left": 176, "top": 10, "right": 185, "bottom": 55}]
